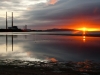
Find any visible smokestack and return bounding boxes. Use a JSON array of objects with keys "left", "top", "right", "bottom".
[
  {"left": 6, "top": 12, "right": 7, "bottom": 30},
  {"left": 6, "top": 12, "right": 8, "bottom": 52},
  {"left": 25, "top": 25, "right": 27, "bottom": 30},
  {"left": 12, "top": 12, "right": 13, "bottom": 27},
  {"left": 12, "top": 12, "right": 13, "bottom": 51}
]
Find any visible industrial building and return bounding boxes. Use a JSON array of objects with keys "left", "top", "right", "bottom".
[{"left": 8, "top": 26, "right": 18, "bottom": 30}]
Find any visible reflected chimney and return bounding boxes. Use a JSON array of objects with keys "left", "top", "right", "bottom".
[
  {"left": 12, "top": 12, "right": 13, "bottom": 51},
  {"left": 6, "top": 12, "right": 8, "bottom": 52}
]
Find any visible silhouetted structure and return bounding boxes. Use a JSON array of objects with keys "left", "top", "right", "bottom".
[
  {"left": 6, "top": 12, "right": 8, "bottom": 52},
  {"left": 0, "top": 12, "right": 23, "bottom": 32},
  {"left": 6, "top": 12, "right": 7, "bottom": 30},
  {"left": 5, "top": 12, "right": 14, "bottom": 52},
  {"left": 23, "top": 25, "right": 31, "bottom": 31},
  {"left": 12, "top": 12, "right": 13, "bottom": 51},
  {"left": 25, "top": 25, "right": 27, "bottom": 30},
  {"left": 12, "top": 12, "right": 13, "bottom": 27},
  {"left": 8, "top": 26, "right": 18, "bottom": 29}
]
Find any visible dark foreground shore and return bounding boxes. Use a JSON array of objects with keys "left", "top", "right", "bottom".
[{"left": 0, "top": 60, "right": 100, "bottom": 75}]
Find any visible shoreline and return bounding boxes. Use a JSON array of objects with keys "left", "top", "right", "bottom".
[
  {"left": 0, "top": 32, "right": 100, "bottom": 37},
  {"left": 0, "top": 59, "right": 100, "bottom": 75}
]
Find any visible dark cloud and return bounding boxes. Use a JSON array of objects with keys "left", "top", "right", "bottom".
[
  {"left": 21, "top": 0, "right": 100, "bottom": 29},
  {"left": 0, "top": 0, "right": 100, "bottom": 29}
]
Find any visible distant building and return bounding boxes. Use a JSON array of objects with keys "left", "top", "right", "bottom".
[
  {"left": 8, "top": 26, "right": 18, "bottom": 29},
  {"left": 23, "top": 25, "right": 31, "bottom": 31},
  {"left": 24, "top": 25, "right": 27, "bottom": 30}
]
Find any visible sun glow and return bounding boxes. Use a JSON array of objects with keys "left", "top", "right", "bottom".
[
  {"left": 83, "top": 27, "right": 86, "bottom": 31},
  {"left": 77, "top": 27, "right": 99, "bottom": 31},
  {"left": 83, "top": 36, "right": 86, "bottom": 42}
]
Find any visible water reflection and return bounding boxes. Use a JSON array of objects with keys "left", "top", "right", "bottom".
[
  {"left": 5, "top": 34, "right": 13, "bottom": 52},
  {"left": 6, "top": 34, "right": 7, "bottom": 52},
  {"left": 0, "top": 34, "right": 47, "bottom": 61},
  {"left": 12, "top": 34, "right": 13, "bottom": 51},
  {"left": 25, "top": 35, "right": 27, "bottom": 39},
  {"left": 5, "top": 35, "right": 19, "bottom": 52},
  {"left": 83, "top": 36, "right": 86, "bottom": 42},
  {"left": 0, "top": 33, "right": 100, "bottom": 62}
]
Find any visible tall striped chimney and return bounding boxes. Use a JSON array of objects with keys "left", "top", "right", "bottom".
[
  {"left": 6, "top": 12, "right": 7, "bottom": 30},
  {"left": 12, "top": 12, "right": 13, "bottom": 27}
]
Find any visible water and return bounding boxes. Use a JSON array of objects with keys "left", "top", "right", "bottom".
[{"left": 0, "top": 32, "right": 100, "bottom": 62}]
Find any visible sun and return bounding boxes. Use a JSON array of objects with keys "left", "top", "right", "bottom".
[
  {"left": 77, "top": 27, "right": 87, "bottom": 31},
  {"left": 77, "top": 27, "right": 99, "bottom": 31},
  {"left": 82, "top": 27, "right": 87, "bottom": 31}
]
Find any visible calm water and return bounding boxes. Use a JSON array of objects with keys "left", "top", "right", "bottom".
[{"left": 0, "top": 32, "right": 100, "bottom": 62}]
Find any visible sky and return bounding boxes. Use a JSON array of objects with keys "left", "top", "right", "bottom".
[{"left": 0, "top": 0, "right": 100, "bottom": 30}]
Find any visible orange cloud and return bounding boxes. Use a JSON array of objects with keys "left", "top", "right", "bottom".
[
  {"left": 58, "top": 16, "right": 100, "bottom": 31},
  {"left": 46, "top": 57, "right": 58, "bottom": 62},
  {"left": 48, "top": 0, "right": 57, "bottom": 5}
]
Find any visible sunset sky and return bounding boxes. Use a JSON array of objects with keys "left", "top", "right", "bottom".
[{"left": 0, "top": 0, "right": 100, "bottom": 30}]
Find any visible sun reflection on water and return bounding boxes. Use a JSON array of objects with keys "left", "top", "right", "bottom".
[{"left": 83, "top": 36, "right": 86, "bottom": 42}]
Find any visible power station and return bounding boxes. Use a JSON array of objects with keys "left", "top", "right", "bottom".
[{"left": 6, "top": 12, "right": 19, "bottom": 30}]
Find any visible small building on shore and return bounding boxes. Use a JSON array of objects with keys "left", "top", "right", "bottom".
[{"left": 8, "top": 26, "right": 18, "bottom": 30}]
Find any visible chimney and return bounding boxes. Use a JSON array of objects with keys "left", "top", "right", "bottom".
[
  {"left": 6, "top": 12, "right": 7, "bottom": 30},
  {"left": 12, "top": 12, "right": 13, "bottom": 27},
  {"left": 12, "top": 12, "right": 13, "bottom": 51},
  {"left": 6, "top": 12, "right": 8, "bottom": 52}
]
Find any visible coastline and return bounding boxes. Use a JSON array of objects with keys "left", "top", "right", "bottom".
[{"left": 0, "top": 59, "right": 100, "bottom": 75}]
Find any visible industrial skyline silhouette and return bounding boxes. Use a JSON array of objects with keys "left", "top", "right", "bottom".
[{"left": 6, "top": 12, "right": 13, "bottom": 52}]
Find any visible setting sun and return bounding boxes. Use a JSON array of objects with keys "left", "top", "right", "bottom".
[
  {"left": 77, "top": 27, "right": 100, "bottom": 31},
  {"left": 83, "top": 27, "right": 86, "bottom": 31}
]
